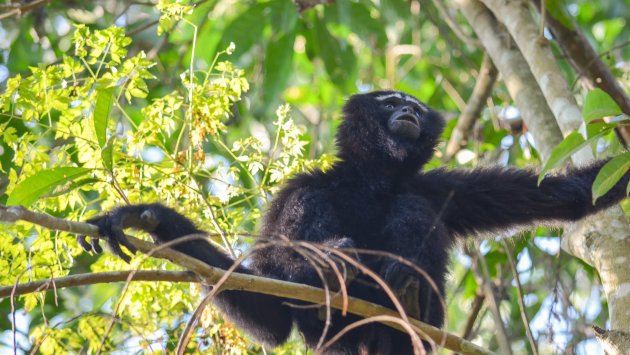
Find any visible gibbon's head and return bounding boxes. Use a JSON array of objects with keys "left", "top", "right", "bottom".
[{"left": 336, "top": 90, "right": 445, "bottom": 172}]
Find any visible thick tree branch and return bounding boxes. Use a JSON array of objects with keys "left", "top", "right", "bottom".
[
  {"left": 0, "top": 271, "right": 200, "bottom": 298},
  {"left": 445, "top": 53, "right": 498, "bottom": 161},
  {"left": 593, "top": 326, "right": 630, "bottom": 355},
  {"left": 530, "top": 0, "right": 630, "bottom": 145},
  {"left": 478, "top": 0, "right": 593, "bottom": 161},
  {"left": 453, "top": 0, "right": 563, "bottom": 161},
  {"left": 455, "top": 0, "right": 630, "bottom": 348},
  {"left": 476, "top": 0, "right": 630, "bottom": 329},
  {"left": 0, "top": 204, "right": 494, "bottom": 355}
]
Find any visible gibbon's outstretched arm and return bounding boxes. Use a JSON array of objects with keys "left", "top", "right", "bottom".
[
  {"left": 79, "top": 90, "right": 630, "bottom": 353},
  {"left": 416, "top": 160, "right": 630, "bottom": 237},
  {"left": 79, "top": 203, "right": 293, "bottom": 347}
]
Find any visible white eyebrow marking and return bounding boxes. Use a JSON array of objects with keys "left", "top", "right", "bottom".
[
  {"left": 403, "top": 95, "right": 429, "bottom": 112},
  {"left": 375, "top": 92, "right": 430, "bottom": 113},
  {"left": 375, "top": 93, "right": 402, "bottom": 101}
]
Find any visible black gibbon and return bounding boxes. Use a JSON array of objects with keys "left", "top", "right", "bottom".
[{"left": 81, "top": 91, "right": 630, "bottom": 354}]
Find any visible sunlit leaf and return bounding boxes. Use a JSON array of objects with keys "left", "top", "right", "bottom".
[
  {"left": 583, "top": 88, "right": 621, "bottom": 122},
  {"left": 539, "top": 132, "right": 584, "bottom": 184},
  {"left": 592, "top": 152, "right": 630, "bottom": 203},
  {"left": 93, "top": 86, "right": 113, "bottom": 148},
  {"left": 7, "top": 167, "right": 91, "bottom": 206}
]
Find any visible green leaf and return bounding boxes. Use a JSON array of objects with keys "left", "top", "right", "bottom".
[
  {"left": 306, "top": 17, "right": 357, "bottom": 90},
  {"left": 269, "top": 0, "right": 299, "bottom": 34},
  {"left": 539, "top": 128, "right": 612, "bottom": 184},
  {"left": 586, "top": 122, "right": 616, "bottom": 137},
  {"left": 326, "top": 2, "right": 387, "bottom": 47},
  {"left": 263, "top": 31, "right": 296, "bottom": 107},
  {"left": 7, "top": 167, "right": 91, "bottom": 206},
  {"left": 539, "top": 132, "right": 585, "bottom": 184},
  {"left": 93, "top": 86, "right": 114, "bottom": 148},
  {"left": 583, "top": 88, "right": 622, "bottom": 122},
  {"left": 47, "top": 178, "right": 100, "bottom": 198},
  {"left": 544, "top": 0, "right": 574, "bottom": 30},
  {"left": 102, "top": 135, "right": 115, "bottom": 171},
  {"left": 592, "top": 152, "right": 630, "bottom": 203},
  {"left": 216, "top": 4, "right": 267, "bottom": 59}
]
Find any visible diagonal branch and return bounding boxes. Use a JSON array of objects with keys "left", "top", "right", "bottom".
[
  {"left": 444, "top": 52, "right": 498, "bottom": 161},
  {"left": 530, "top": 0, "right": 630, "bottom": 145},
  {"left": 0, "top": 204, "right": 494, "bottom": 355},
  {"left": 453, "top": 0, "right": 564, "bottom": 161}
]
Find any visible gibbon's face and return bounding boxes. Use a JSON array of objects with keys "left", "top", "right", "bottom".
[
  {"left": 372, "top": 91, "right": 428, "bottom": 140},
  {"left": 337, "top": 90, "right": 445, "bottom": 168}
]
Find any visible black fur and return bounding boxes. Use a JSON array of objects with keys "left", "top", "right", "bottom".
[{"left": 82, "top": 90, "right": 630, "bottom": 354}]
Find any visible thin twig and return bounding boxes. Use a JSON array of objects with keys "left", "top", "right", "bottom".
[
  {"left": 473, "top": 241, "right": 513, "bottom": 355},
  {"left": 502, "top": 241, "right": 539, "bottom": 355},
  {"left": 0, "top": 270, "right": 199, "bottom": 298},
  {"left": 461, "top": 293, "right": 485, "bottom": 340},
  {"left": 0, "top": 0, "right": 51, "bottom": 20},
  {"left": 431, "top": 0, "right": 481, "bottom": 48}
]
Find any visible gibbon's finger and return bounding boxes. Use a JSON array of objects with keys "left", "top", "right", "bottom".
[
  {"left": 107, "top": 240, "right": 131, "bottom": 263},
  {"left": 115, "top": 231, "right": 138, "bottom": 255},
  {"left": 91, "top": 237, "right": 103, "bottom": 253},
  {"left": 77, "top": 235, "right": 92, "bottom": 252},
  {"left": 106, "top": 228, "right": 133, "bottom": 263}
]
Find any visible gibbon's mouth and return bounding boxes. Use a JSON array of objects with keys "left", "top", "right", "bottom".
[{"left": 388, "top": 112, "right": 421, "bottom": 140}]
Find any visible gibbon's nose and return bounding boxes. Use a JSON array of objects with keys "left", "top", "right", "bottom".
[{"left": 401, "top": 106, "right": 412, "bottom": 113}]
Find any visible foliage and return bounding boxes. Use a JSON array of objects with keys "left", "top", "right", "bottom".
[
  {"left": 0, "top": 21, "right": 326, "bottom": 354},
  {"left": 0, "top": 0, "right": 629, "bottom": 353},
  {"left": 539, "top": 88, "right": 629, "bottom": 200}
]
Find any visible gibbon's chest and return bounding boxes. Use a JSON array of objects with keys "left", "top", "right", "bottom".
[{"left": 330, "top": 187, "right": 394, "bottom": 240}]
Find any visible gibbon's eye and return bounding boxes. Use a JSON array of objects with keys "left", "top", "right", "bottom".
[{"left": 384, "top": 102, "right": 396, "bottom": 110}]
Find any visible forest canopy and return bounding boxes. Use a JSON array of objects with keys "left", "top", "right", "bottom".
[{"left": 1, "top": 0, "right": 630, "bottom": 354}]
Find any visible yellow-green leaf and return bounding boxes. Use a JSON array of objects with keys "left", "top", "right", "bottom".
[
  {"left": 583, "top": 88, "right": 622, "bottom": 123},
  {"left": 93, "top": 86, "right": 114, "bottom": 148},
  {"left": 592, "top": 152, "right": 630, "bottom": 203},
  {"left": 539, "top": 132, "right": 585, "bottom": 185},
  {"left": 7, "top": 167, "right": 91, "bottom": 206}
]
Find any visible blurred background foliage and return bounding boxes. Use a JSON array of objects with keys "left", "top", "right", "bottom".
[{"left": 0, "top": 0, "right": 629, "bottom": 353}]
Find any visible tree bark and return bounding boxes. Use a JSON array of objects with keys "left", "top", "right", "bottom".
[
  {"left": 530, "top": 0, "right": 630, "bottom": 145},
  {"left": 445, "top": 53, "right": 498, "bottom": 161},
  {"left": 453, "top": 0, "right": 563, "bottom": 160},
  {"left": 457, "top": 0, "right": 630, "bottom": 349}
]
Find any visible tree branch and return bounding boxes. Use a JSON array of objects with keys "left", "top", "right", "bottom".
[
  {"left": 0, "top": 204, "right": 494, "bottom": 355},
  {"left": 0, "top": 271, "right": 200, "bottom": 299},
  {"left": 444, "top": 53, "right": 498, "bottom": 161},
  {"left": 453, "top": 0, "right": 563, "bottom": 161},
  {"left": 0, "top": 0, "right": 51, "bottom": 20},
  {"left": 478, "top": 0, "right": 592, "bottom": 160},
  {"left": 530, "top": 0, "right": 630, "bottom": 145},
  {"left": 473, "top": 242, "right": 512, "bottom": 355},
  {"left": 455, "top": 0, "right": 630, "bottom": 349},
  {"left": 431, "top": 0, "right": 482, "bottom": 48}
]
